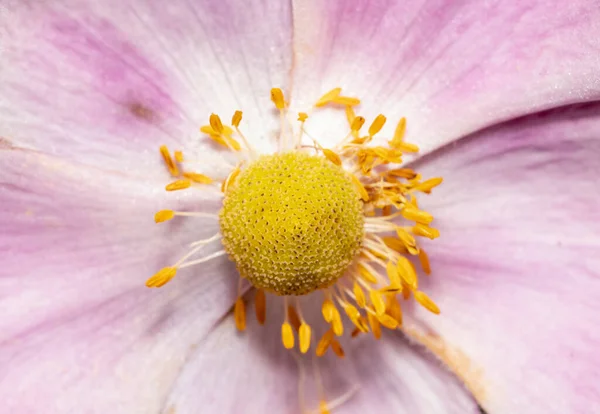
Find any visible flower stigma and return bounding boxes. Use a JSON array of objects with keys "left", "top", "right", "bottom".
[{"left": 148, "top": 87, "right": 443, "bottom": 410}]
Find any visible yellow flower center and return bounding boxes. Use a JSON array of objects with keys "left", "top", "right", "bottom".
[
  {"left": 219, "top": 152, "right": 364, "bottom": 295},
  {"left": 147, "top": 87, "right": 445, "bottom": 411}
]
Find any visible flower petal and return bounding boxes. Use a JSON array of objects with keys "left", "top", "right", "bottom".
[
  {"left": 161, "top": 295, "right": 480, "bottom": 414},
  {"left": 0, "top": 149, "right": 235, "bottom": 412},
  {"left": 404, "top": 102, "right": 600, "bottom": 413},
  {"left": 290, "top": 0, "right": 600, "bottom": 152},
  {"left": 0, "top": 0, "right": 293, "bottom": 171}
]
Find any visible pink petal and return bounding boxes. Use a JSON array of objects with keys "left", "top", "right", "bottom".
[
  {"left": 161, "top": 295, "right": 480, "bottom": 414},
  {"left": 0, "top": 149, "right": 235, "bottom": 412},
  {"left": 0, "top": 0, "right": 293, "bottom": 172},
  {"left": 404, "top": 102, "right": 600, "bottom": 413},
  {"left": 290, "top": 0, "right": 600, "bottom": 152}
]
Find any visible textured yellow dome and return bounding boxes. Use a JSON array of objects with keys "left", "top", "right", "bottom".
[{"left": 219, "top": 151, "right": 365, "bottom": 295}]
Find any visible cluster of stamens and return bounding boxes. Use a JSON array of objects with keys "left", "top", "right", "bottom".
[{"left": 147, "top": 88, "right": 443, "bottom": 408}]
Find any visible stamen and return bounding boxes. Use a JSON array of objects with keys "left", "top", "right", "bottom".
[
  {"left": 352, "top": 282, "right": 366, "bottom": 308},
  {"left": 367, "top": 312, "right": 382, "bottom": 339},
  {"left": 419, "top": 249, "right": 431, "bottom": 275},
  {"left": 315, "top": 87, "right": 342, "bottom": 107},
  {"left": 387, "top": 117, "right": 407, "bottom": 149},
  {"left": 209, "top": 113, "right": 224, "bottom": 133},
  {"left": 412, "top": 224, "right": 441, "bottom": 239},
  {"left": 231, "top": 110, "right": 243, "bottom": 127},
  {"left": 299, "top": 323, "right": 311, "bottom": 354},
  {"left": 288, "top": 305, "right": 302, "bottom": 331},
  {"left": 255, "top": 289, "right": 266, "bottom": 325},
  {"left": 322, "top": 149, "right": 342, "bottom": 166},
  {"left": 368, "top": 114, "right": 387, "bottom": 136},
  {"left": 385, "top": 261, "right": 402, "bottom": 288},
  {"left": 235, "top": 296, "right": 246, "bottom": 331},
  {"left": 316, "top": 329, "right": 334, "bottom": 356},
  {"left": 332, "top": 96, "right": 360, "bottom": 106},
  {"left": 387, "top": 296, "right": 403, "bottom": 325},
  {"left": 377, "top": 314, "right": 399, "bottom": 329},
  {"left": 414, "top": 291, "right": 440, "bottom": 314},
  {"left": 397, "top": 256, "right": 418, "bottom": 290},
  {"left": 182, "top": 172, "right": 213, "bottom": 184},
  {"left": 174, "top": 150, "right": 184, "bottom": 163},
  {"left": 356, "top": 263, "right": 378, "bottom": 284},
  {"left": 298, "top": 112, "right": 308, "bottom": 122},
  {"left": 178, "top": 250, "right": 227, "bottom": 269},
  {"left": 221, "top": 166, "right": 241, "bottom": 193},
  {"left": 412, "top": 177, "right": 444, "bottom": 193},
  {"left": 350, "top": 116, "right": 365, "bottom": 132},
  {"left": 345, "top": 105, "right": 356, "bottom": 125},
  {"left": 270, "top": 88, "right": 286, "bottom": 109},
  {"left": 369, "top": 290, "right": 386, "bottom": 316},
  {"left": 330, "top": 340, "right": 345, "bottom": 358},
  {"left": 165, "top": 179, "right": 191, "bottom": 191},
  {"left": 154, "top": 210, "right": 175, "bottom": 223},
  {"left": 402, "top": 205, "right": 433, "bottom": 224},
  {"left": 146, "top": 267, "right": 177, "bottom": 288},
  {"left": 351, "top": 175, "right": 369, "bottom": 201},
  {"left": 159, "top": 145, "right": 180, "bottom": 177},
  {"left": 282, "top": 322, "right": 295, "bottom": 349}
]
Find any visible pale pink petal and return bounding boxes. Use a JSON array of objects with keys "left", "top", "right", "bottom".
[
  {"left": 0, "top": 0, "right": 293, "bottom": 173},
  {"left": 403, "top": 102, "right": 600, "bottom": 413},
  {"left": 290, "top": 0, "right": 600, "bottom": 152},
  {"left": 161, "top": 295, "right": 480, "bottom": 414},
  {"left": 0, "top": 149, "right": 236, "bottom": 413}
]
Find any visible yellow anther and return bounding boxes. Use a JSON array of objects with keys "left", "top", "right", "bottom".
[
  {"left": 395, "top": 228, "right": 419, "bottom": 254},
  {"left": 353, "top": 282, "right": 366, "bottom": 308},
  {"left": 281, "top": 322, "right": 295, "bottom": 349},
  {"left": 298, "top": 112, "right": 308, "bottom": 122},
  {"left": 182, "top": 172, "right": 213, "bottom": 184},
  {"left": 344, "top": 304, "right": 369, "bottom": 332},
  {"left": 357, "top": 263, "right": 378, "bottom": 284},
  {"left": 413, "top": 224, "right": 440, "bottom": 240},
  {"left": 368, "top": 114, "right": 387, "bottom": 136},
  {"left": 369, "top": 290, "right": 386, "bottom": 316},
  {"left": 402, "top": 205, "right": 434, "bottom": 224},
  {"left": 397, "top": 256, "right": 418, "bottom": 290},
  {"left": 154, "top": 209, "right": 175, "bottom": 223},
  {"left": 350, "top": 116, "right": 366, "bottom": 132},
  {"left": 316, "top": 329, "right": 334, "bottom": 356},
  {"left": 351, "top": 327, "right": 361, "bottom": 338},
  {"left": 345, "top": 105, "right": 356, "bottom": 124},
  {"left": 159, "top": 145, "right": 179, "bottom": 177},
  {"left": 389, "top": 117, "right": 407, "bottom": 148},
  {"left": 288, "top": 305, "right": 302, "bottom": 331},
  {"left": 255, "top": 289, "right": 266, "bottom": 325},
  {"left": 322, "top": 299, "right": 335, "bottom": 322},
  {"left": 385, "top": 261, "right": 402, "bottom": 288},
  {"left": 234, "top": 297, "right": 246, "bottom": 331},
  {"left": 221, "top": 167, "right": 240, "bottom": 193},
  {"left": 299, "top": 323, "right": 311, "bottom": 353},
  {"left": 174, "top": 150, "right": 184, "bottom": 163},
  {"left": 351, "top": 175, "right": 369, "bottom": 201},
  {"left": 367, "top": 312, "right": 382, "bottom": 339},
  {"left": 382, "top": 204, "right": 392, "bottom": 216},
  {"left": 377, "top": 313, "right": 399, "bottom": 330},
  {"left": 397, "top": 142, "right": 420, "bottom": 153},
  {"left": 146, "top": 267, "right": 177, "bottom": 288},
  {"left": 315, "top": 87, "right": 342, "bottom": 107},
  {"left": 332, "top": 96, "right": 361, "bottom": 106},
  {"left": 388, "top": 168, "right": 418, "bottom": 179},
  {"left": 322, "top": 149, "right": 342, "bottom": 166},
  {"left": 209, "top": 113, "right": 224, "bottom": 133},
  {"left": 165, "top": 179, "right": 191, "bottom": 191},
  {"left": 332, "top": 313, "right": 343, "bottom": 337},
  {"left": 232, "top": 110, "right": 243, "bottom": 127},
  {"left": 419, "top": 249, "right": 431, "bottom": 275},
  {"left": 414, "top": 291, "right": 440, "bottom": 314},
  {"left": 270, "top": 88, "right": 286, "bottom": 109},
  {"left": 319, "top": 400, "right": 331, "bottom": 414},
  {"left": 206, "top": 133, "right": 229, "bottom": 148},
  {"left": 387, "top": 296, "right": 403, "bottom": 325},
  {"left": 330, "top": 340, "right": 345, "bottom": 358},
  {"left": 414, "top": 177, "right": 443, "bottom": 193}
]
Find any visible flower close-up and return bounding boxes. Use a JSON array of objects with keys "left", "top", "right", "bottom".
[{"left": 2, "top": 1, "right": 600, "bottom": 413}]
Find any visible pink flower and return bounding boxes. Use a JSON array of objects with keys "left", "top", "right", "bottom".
[{"left": 2, "top": 1, "right": 599, "bottom": 413}]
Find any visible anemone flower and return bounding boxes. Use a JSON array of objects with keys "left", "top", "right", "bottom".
[{"left": 2, "top": 0, "right": 600, "bottom": 413}]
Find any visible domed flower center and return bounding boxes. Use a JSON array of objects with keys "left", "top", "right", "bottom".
[{"left": 219, "top": 152, "right": 364, "bottom": 296}]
